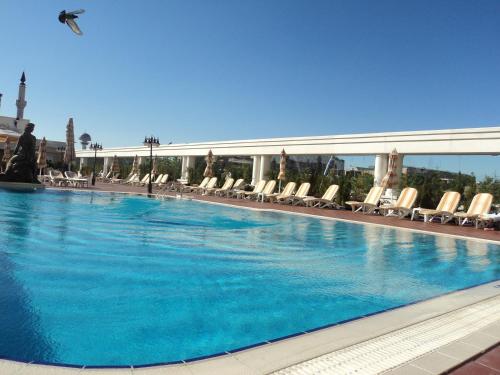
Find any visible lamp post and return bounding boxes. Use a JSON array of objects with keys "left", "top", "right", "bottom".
[
  {"left": 90, "top": 142, "right": 102, "bottom": 186},
  {"left": 143, "top": 136, "right": 160, "bottom": 194}
]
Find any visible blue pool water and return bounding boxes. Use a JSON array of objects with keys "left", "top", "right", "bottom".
[{"left": 0, "top": 190, "right": 498, "bottom": 366}]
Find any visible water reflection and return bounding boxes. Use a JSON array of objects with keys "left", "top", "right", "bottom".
[
  {"left": 465, "top": 240, "right": 491, "bottom": 270},
  {"left": 395, "top": 230, "right": 414, "bottom": 250},
  {"left": 435, "top": 236, "right": 457, "bottom": 261}
]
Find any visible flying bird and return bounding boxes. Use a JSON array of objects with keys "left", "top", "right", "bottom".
[{"left": 58, "top": 9, "right": 85, "bottom": 35}]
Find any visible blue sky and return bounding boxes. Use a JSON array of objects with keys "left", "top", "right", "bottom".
[{"left": 0, "top": 0, "right": 499, "bottom": 178}]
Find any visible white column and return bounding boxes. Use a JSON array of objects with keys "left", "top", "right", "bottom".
[
  {"left": 259, "top": 155, "right": 271, "bottom": 182},
  {"left": 79, "top": 157, "right": 87, "bottom": 169},
  {"left": 251, "top": 156, "right": 261, "bottom": 185},
  {"left": 181, "top": 156, "right": 195, "bottom": 180},
  {"left": 103, "top": 157, "right": 112, "bottom": 174},
  {"left": 373, "top": 154, "right": 388, "bottom": 187}
]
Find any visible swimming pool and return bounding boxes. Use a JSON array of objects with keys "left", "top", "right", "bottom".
[{"left": 0, "top": 189, "right": 498, "bottom": 366}]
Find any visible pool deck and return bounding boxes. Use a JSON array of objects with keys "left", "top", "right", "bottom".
[{"left": 1, "top": 183, "right": 498, "bottom": 374}]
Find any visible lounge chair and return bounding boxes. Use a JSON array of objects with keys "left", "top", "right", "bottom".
[
  {"left": 64, "top": 171, "right": 88, "bottom": 188},
  {"left": 182, "top": 177, "right": 210, "bottom": 193},
  {"left": 124, "top": 174, "right": 140, "bottom": 185},
  {"left": 476, "top": 213, "right": 500, "bottom": 230},
  {"left": 99, "top": 170, "right": 114, "bottom": 183},
  {"left": 207, "top": 178, "right": 234, "bottom": 196},
  {"left": 224, "top": 179, "right": 245, "bottom": 197},
  {"left": 345, "top": 186, "right": 385, "bottom": 214},
  {"left": 153, "top": 174, "right": 169, "bottom": 187},
  {"left": 378, "top": 187, "right": 418, "bottom": 218},
  {"left": 301, "top": 184, "right": 340, "bottom": 208},
  {"left": 254, "top": 180, "right": 277, "bottom": 201},
  {"left": 134, "top": 174, "right": 151, "bottom": 186},
  {"left": 236, "top": 180, "right": 267, "bottom": 199},
  {"left": 266, "top": 182, "right": 296, "bottom": 203},
  {"left": 454, "top": 193, "right": 493, "bottom": 227},
  {"left": 289, "top": 183, "right": 311, "bottom": 205},
  {"left": 49, "top": 170, "right": 69, "bottom": 186},
  {"left": 111, "top": 171, "right": 133, "bottom": 184},
  {"left": 118, "top": 173, "right": 136, "bottom": 184},
  {"left": 412, "top": 191, "right": 461, "bottom": 223},
  {"left": 196, "top": 177, "right": 218, "bottom": 194},
  {"left": 149, "top": 174, "right": 164, "bottom": 187}
]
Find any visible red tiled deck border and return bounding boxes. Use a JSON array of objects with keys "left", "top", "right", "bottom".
[{"left": 448, "top": 344, "right": 500, "bottom": 374}]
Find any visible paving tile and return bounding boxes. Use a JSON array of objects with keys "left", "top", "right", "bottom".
[
  {"left": 461, "top": 331, "right": 500, "bottom": 350},
  {"left": 481, "top": 322, "right": 500, "bottom": 339},
  {"left": 20, "top": 364, "right": 83, "bottom": 374},
  {"left": 438, "top": 341, "right": 484, "bottom": 360},
  {"left": 185, "top": 355, "right": 257, "bottom": 375},
  {"left": 132, "top": 364, "right": 193, "bottom": 374},
  {"left": 382, "top": 363, "right": 432, "bottom": 375},
  {"left": 0, "top": 360, "right": 30, "bottom": 375},
  {"left": 80, "top": 368, "right": 132, "bottom": 375},
  {"left": 449, "top": 361, "right": 500, "bottom": 375},
  {"left": 408, "top": 351, "right": 462, "bottom": 374},
  {"left": 477, "top": 347, "right": 500, "bottom": 372}
]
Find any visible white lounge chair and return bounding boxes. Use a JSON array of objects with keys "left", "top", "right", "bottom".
[
  {"left": 49, "top": 170, "right": 69, "bottom": 186},
  {"left": 124, "top": 174, "right": 140, "bottom": 185},
  {"left": 134, "top": 174, "right": 151, "bottom": 186},
  {"left": 207, "top": 178, "right": 234, "bottom": 196},
  {"left": 197, "top": 177, "right": 218, "bottom": 194},
  {"left": 301, "top": 184, "right": 340, "bottom": 208},
  {"left": 64, "top": 171, "right": 88, "bottom": 188},
  {"left": 266, "top": 182, "right": 296, "bottom": 203},
  {"left": 412, "top": 191, "right": 461, "bottom": 223},
  {"left": 247, "top": 180, "right": 276, "bottom": 200},
  {"left": 149, "top": 174, "right": 164, "bottom": 187},
  {"left": 346, "top": 186, "right": 385, "bottom": 214},
  {"left": 182, "top": 177, "right": 210, "bottom": 193},
  {"left": 224, "top": 179, "right": 245, "bottom": 197},
  {"left": 289, "top": 183, "right": 311, "bottom": 205},
  {"left": 153, "top": 174, "right": 169, "bottom": 187},
  {"left": 237, "top": 180, "right": 266, "bottom": 199},
  {"left": 454, "top": 193, "right": 493, "bottom": 227},
  {"left": 378, "top": 187, "right": 418, "bottom": 218}
]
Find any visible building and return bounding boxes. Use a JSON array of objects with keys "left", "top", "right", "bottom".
[{"left": 0, "top": 72, "right": 65, "bottom": 165}]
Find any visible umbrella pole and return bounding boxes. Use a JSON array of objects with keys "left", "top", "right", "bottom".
[{"left": 279, "top": 179, "right": 282, "bottom": 193}]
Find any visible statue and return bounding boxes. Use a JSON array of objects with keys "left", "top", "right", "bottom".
[{"left": 0, "top": 123, "right": 40, "bottom": 184}]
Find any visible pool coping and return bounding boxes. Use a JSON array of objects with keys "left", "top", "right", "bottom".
[{"left": 1, "top": 281, "right": 499, "bottom": 374}]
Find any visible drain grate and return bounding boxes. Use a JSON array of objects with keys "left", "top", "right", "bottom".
[{"left": 272, "top": 295, "right": 500, "bottom": 375}]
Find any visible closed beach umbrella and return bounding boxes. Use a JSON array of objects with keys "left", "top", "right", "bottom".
[
  {"left": 2, "top": 138, "right": 12, "bottom": 162},
  {"left": 381, "top": 148, "right": 399, "bottom": 189},
  {"left": 63, "top": 118, "right": 76, "bottom": 169},
  {"left": 278, "top": 148, "right": 287, "bottom": 192},
  {"left": 131, "top": 155, "right": 139, "bottom": 175},
  {"left": 203, "top": 149, "right": 214, "bottom": 177},
  {"left": 37, "top": 137, "right": 47, "bottom": 174},
  {"left": 2, "top": 138, "right": 12, "bottom": 171},
  {"left": 111, "top": 155, "right": 120, "bottom": 176},
  {"left": 151, "top": 155, "right": 158, "bottom": 176}
]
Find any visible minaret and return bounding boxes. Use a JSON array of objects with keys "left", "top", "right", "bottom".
[{"left": 16, "top": 72, "right": 27, "bottom": 120}]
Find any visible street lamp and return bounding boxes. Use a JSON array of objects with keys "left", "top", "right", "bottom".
[
  {"left": 143, "top": 136, "right": 160, "bottom": 194},
  {"left": 90, "top": 142, "right": 102, "bottom": 186}
]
